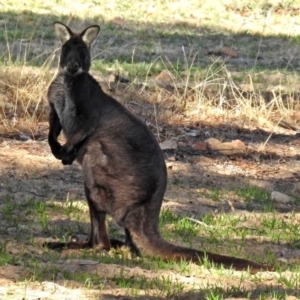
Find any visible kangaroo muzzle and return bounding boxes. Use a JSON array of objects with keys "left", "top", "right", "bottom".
[{"left": 66, "top": 61, "right": 80, "bottom": 74}]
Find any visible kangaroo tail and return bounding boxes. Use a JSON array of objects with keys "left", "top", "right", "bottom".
[{"left": 131, "top": 233, "right": 273, "bottom": 273}]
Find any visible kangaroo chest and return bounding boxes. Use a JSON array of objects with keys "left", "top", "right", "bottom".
[
  {"left": 49, "top": 75, "right": 78, "bottom": 137},
  {"left": 60, "top": 93, "right": 77, "bottom": 136}
]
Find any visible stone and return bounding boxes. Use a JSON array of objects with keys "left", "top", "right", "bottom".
[
  {"left": 192, "top": 141, "right": 208, "bottom": 151},
  {"left": 271, "top": 191, "right": 294, "bottom": 204},
  {"left": 206, "top": 138, "right": 246, "bottom": 155},
  {"left": 159, "top": 139, "right": 178, "bottom": 150}
]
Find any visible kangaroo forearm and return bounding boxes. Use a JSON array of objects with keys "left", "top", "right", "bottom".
[
  {"left": 59, "top": 129, "right": 90, "bottom": 165},
  {"left": 48, "top": 124, "right": 62, "bottom": 150},
  {"left": 48, "top": 135, "right": 62, "bottom": 159},
  {"left": 63, "top": 129, "right": 90, "bottom": 153},
  {"left": 63, "top": 118, "right": 97, "bottom": 152},
  {"left": 48, "top": 105, "right": 63, "bottom": 159}
]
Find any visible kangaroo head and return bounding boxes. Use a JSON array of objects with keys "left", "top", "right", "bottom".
[{"left": 54, "top": 22, "right": 100, "bottom": 75}]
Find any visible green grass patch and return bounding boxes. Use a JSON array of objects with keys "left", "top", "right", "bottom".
[{"left": 236, "top": 186, "right": 274, "bottom": 212}]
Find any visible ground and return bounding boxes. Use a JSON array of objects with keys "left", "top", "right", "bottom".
[
  {"left": 1, "top": 85, "right": 300, "bottom": 298},
  {"left": 1, "top": 0, "right": 300, "bottom": 298}
]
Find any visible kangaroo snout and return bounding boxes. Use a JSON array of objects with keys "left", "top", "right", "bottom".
[{"left": 66, "top": 61, "right": 80, "bottom": 74}]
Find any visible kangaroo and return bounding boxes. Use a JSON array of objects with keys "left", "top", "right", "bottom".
[{"left": 46, "top": 22, "right": 273, "bottom": 273}]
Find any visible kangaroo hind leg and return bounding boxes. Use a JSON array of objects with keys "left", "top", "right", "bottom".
[
  {"left": 124, "top": 228, "right": 141, "bottom": 256},
  {"left": 45, "top": 184, "right": 123, "bottom": 251}
]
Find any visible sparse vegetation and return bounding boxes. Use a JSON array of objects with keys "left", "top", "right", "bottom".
[
  {"left": 1, "top": 0, "right": 300, "bottom": 299},
  {"left": 1, "top": 0, "right": 300, "bottom": 129}
]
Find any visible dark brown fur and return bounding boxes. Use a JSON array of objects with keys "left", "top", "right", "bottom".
[{"left": 46, "top": 22, "right": 273, "bottom": 273}]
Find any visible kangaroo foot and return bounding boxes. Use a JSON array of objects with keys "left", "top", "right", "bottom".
[
  {"left": 43, "top": 240, "right": 91, "bottom": 251},
  {"left": 44, "top": 236, "right": 127, "bottom": 251},
  {"left": 125, "top": 239, "right": 141, "bottom": 256}
]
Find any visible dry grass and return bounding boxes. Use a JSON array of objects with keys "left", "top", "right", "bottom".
[
  {"left": 0, "top": 0, "right": 300, "bottom": 134},
  {"left": 0, "top": 67, "right": 51, "bottom": 121},
  {"left": 1, "top": 57, "right": 300, "bottom": 137}
]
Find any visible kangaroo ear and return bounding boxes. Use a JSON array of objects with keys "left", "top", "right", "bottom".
[
  {"left": 80, "top": 25, "right": 100, "bottom": 46},
  {"left": 54, "top": 22, "right": 73, "bottom": 44}
]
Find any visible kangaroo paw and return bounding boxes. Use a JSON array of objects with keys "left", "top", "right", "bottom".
[
  {"left": 44, "top": 237, "right": 125, "bottom": 252},
  {"left": 109, "top": 238, "right": 141, "bottom": 256},
  {"left": 60, "top": 146, "right": 78, "bottom": 165}
]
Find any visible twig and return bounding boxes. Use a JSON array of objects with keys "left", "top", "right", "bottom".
[{"left": 186, "top": 217, "right": 215, "bottom": 228}]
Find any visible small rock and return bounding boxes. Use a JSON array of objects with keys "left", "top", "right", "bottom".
[
  {"left": 185, "top": 129, "right": 200, "bottom": 137},
  {"left": 192, "top": 141, "right": 207, "bottom": 151},
  {"left": 277, "top": 257, "right": 288, "bottom": 263},
  {"left": 282, "top": 249, "right": 300, "bottom": 259},
  {"left": 177, "top": 141, "right": 186, "bottom": 148},
  {"left": 166, "top": 156, "right": 176, "bottom": 161},
  {"left": 155, "top": 70, "right": 174, "bottom": 84},
  {"left": 78, "top": 259, "right": 99, "bottom": 265},
  {"left": 206, "top": 138, "right": 246, "bottom": 155},
  {"left": 204, "top": 131, "right": 211, "bottom": 137},
  {"left": 71, "top": 234, "right": 88, "bottom": 242},
  {"left": 67, "top": 188, "right": 82, "bottom": 199},
  {"left": 205, "top": 138, "right": 222, "bottom": 148},
  {"left": 159, "top": 139, "right": 178, "bottom": 150},
  {"left": 19, "top": 134, "right": 31, "bottom": 141},
  {"left": 56, "top": 272, "right": 65, "bottom": 280},
  {"left": 7, "top": 227, "right": 17, "bottom": 234},
  {"left": 271, "top": 191, "right": 293, "bottom": 204}
]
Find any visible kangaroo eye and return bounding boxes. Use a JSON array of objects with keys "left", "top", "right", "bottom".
[{"left": 80, "top": 48, "right": 87, "bottom": 54}]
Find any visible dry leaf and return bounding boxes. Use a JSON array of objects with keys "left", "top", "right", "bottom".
[
  {"left": 112, "top": 17, "right": 126, "bottom": 26},
  {"left": 155, "top": 70, "right": 174, "bottom": 84},
  {"left": 208, "top": 46, "right": 238, "bottom": 58},
  {"left": 192, "top": 141, "right": 207, "bottom": 151}
]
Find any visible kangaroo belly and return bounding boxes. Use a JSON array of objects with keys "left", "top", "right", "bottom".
[{"left": 81, "top": 136, "right": 163, "bottom": 213}]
